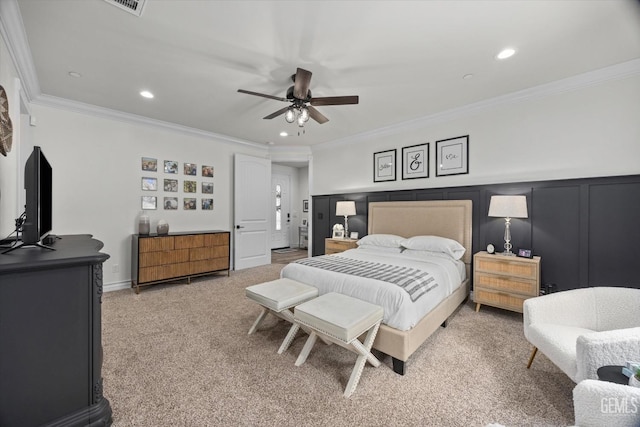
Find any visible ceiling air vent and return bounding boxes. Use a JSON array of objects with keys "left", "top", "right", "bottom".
[{"left": 103, "top": 0, "right": 147, "bottom": 17}]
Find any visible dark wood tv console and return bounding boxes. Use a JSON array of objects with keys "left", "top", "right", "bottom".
[{"left": 0, "top": 235, "right": 112, "bottom": 427}]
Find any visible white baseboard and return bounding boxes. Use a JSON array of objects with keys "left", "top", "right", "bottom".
[{"left": 104, "top": 280, "right": 131, "bottom": 293}]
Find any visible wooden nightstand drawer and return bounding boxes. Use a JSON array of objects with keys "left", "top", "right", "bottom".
[
  {"left": 475, "top": 272, "right": 537, "bottom": 296},
  {"left": 325, "top": 238, "right": 358, "bottom": 254},
  {"left": 474, "top": 289, "right": 528, "bottom": 313},
  {"left": 475, "top": 257, "right": 538, "bottom": 279}
]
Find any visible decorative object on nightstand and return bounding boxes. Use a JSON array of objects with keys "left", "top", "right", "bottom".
[
  {"left": 138, "top": 212, "right": 150, "bottom": 235},
  {"left": 473, "top": 250, "right": 540, "bottom": 313},
  {"left": 488, "top": 195, "right": 528, "bottom": 256},
  {"left": 336, "top": 201, "right": 356, "bottom": 237},
  {"left": 157, "top": 219, "right": 169, "bottom": 235}
]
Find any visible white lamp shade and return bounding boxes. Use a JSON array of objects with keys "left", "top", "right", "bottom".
[
  {"left": 488, "top": 195, "right": 528, "bottom": 218},
  {"left": 336, "top": 201, "right": 356, "bottom": 217}
]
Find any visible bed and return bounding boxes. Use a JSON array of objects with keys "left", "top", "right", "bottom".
[{"left": 281, "top": 200, "right": 472, "bottom": 375}]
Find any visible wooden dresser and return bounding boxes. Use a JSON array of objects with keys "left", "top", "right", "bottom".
[
  {"left": 325, "top": 238, "right": 358, "bottom": 254},
  {"left": 131, "top": 230, "right": 230, "bottom": 293},
  {"left": 473, "top": 251, "right": 541, "bottom": 313}
]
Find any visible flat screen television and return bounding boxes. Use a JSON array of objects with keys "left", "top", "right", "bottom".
[{"left": 22, "top": 146, "right": 52, "bottom": 245}]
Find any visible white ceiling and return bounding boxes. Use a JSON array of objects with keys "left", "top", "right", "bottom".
[{"left": 9, "top": 0, "right": 640, "bottom": 148}]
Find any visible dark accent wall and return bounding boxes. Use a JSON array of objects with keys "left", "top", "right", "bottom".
[{"left": 311, "top": 174, "right": 640, "bottom": 292}]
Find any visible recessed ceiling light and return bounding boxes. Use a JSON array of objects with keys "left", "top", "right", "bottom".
[
  {"left": 140, "top": 90, "right": 154, "bottom": 99},
  {"left": 266, "top": 141, "right": 275, "bottom": 145},
  {"left": 68, "top": 71, "right": 82, "bottom": 78},
  {"left": 496, "top": 48, "right": 516, "bottom": 60},
  {"left": 279, "top": 131, "right": 288, "bottom": 137},
  {"left": 463, "top": 74, "right": 474, "bottom": 80}
]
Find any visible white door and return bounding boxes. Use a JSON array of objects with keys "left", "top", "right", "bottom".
[
  {"left": 234, "top": 154, "right": 271, "bottom": 270},
  {"left": 271, "top": 173, "right": 291, "bottom": 249}
]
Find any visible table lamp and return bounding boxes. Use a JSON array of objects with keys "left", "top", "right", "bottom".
[
  {"left": 488, "top": 195, "right": 528, "bottom": 256},
  {"left": 336, "top": 201, "right": 356, "bottom": 238}
]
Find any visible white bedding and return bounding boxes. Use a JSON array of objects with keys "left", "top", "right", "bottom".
[{"left": 280, "top": 248, "right": 465, "bottom": 331}]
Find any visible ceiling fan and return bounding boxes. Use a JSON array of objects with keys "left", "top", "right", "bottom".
[{"left": 237, "top": 67, "right": 359, "bottom": 127}]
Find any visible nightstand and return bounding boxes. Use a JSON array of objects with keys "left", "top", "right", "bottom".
[
  {"left": 473, "top": 251, "right": 541, "bottom": 313},
  {"left": 325, "top": 238, "right": 358, "bottom": 254}
]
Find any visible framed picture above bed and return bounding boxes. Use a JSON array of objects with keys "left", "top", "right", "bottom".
[
  {"left": 436, "top": 135, "right": 469, "bottom": 177},
  {"left": 402, "top": 143, "right": 429, "bottom": 180},
  {"left": 373, "top": 149, "right": 396, "bottom": 182}
]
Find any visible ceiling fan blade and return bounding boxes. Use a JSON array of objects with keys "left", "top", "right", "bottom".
[
  {"left": 293, "top": 68, "right": 312, "bottom": 99},
  {"left": 263, "top": 106, "right": 290, "bottom": 120},
  {"left": 307, "top": 105, "right": 329, "bottom": 124},
  {"left": 310, "top": 95, "right": 359, "bottom": 106},
  {"left": 237, "top": 89, "right": 287, "bottom": 102}
]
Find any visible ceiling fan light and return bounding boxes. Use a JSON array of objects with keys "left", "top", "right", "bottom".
[
  {"left": 300, "top": 107, "right": 310, "bottom": 122},
  {"left": 297, "top": 115, "right": 305, "bottom": 127},
  {"left": 285, "top": 108, "right": 295, "bottom": 123}
]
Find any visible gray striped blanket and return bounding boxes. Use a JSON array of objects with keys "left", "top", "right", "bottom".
[{"left": 294, "top": 255, "right": 437, "bottom": 302}]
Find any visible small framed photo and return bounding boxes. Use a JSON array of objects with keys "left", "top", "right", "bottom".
[
  {"left": 202, "top": 182, "right": 213, "bottom": 194},
  {"left": 141, "top": 177, "right": 157, "bottom": 191},
  {"left": 201, "top": 198, "right": 213, "bottom": 210},
  {"left": 164, "top": 160, "right": 178, "bottom": 174},
  {"left": 402, "top": 143, "right": 429, "bottom": 180},
  {"left": 183, "top": 198, "right": 197, "bottom": 210},
  {"left": 184, "top": 163, "right": 197, "bottom": 175},
  {"left": 350, "top": 232, "right": 359, "bottom": 239},
  {"left": 202, "top": 165, "right": 214, "bottom": 177},
  {"left": 184, "top": 180, "right": 197, "bottom": 193},
  {"left": 303, "top": 199, "right": 309, "bottom": 212},
  {"left": 436, "top": 135, "right": 469, "bottom": 177},
  {"left": 141, "top": 196, "right": 157, "bottom": 210},
  {"left": 373, "top": 149, "right": 396, "bottom": 182},
  {"left": 164, "top": 197, "right": 178, "bottom": 210},
  {"left": 141, "top": 157, "right": 157, "bottom": 171},
  {"left": 518, "top": 248, "right": 533, "bottom": 259},
  {"left": 332, "top": 229, "right": 344, "bottom": 239},
  {"left": 164, "top": 179, "right": 178, "bottom": 192}
]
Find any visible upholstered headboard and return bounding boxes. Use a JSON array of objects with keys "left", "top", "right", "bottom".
[{"left": 368, "top": 200, "right": 473, "bottom": 267}]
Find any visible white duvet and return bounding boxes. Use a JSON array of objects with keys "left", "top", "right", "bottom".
[{"left": 280, "top": 248, "right": 466, "bottom": 331}]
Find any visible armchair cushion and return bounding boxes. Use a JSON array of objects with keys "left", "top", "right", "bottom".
[{"left": 573, "top": 379, "right": 640, "bottom": 427}]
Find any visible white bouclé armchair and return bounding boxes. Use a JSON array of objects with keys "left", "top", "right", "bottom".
[{"left": 523, "top": 286, "right": 640, "bottom": 383}]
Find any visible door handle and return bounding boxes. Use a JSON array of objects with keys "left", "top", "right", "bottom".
[{"left": 236, "top": 225, "right": 244, "bottom": 229}]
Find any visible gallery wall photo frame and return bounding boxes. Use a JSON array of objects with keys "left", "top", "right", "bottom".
[
  {"left": 141, "top": 196, "right": 157, "bottom": 210},
  {"left": 435, "top": 135, "right": 469, "bottom": 177},
  {"left": 373, "top": 149, "right": 397, "bottom": 182},
  {"left": 141, "top": 177, "right": 157, "bottom": 191},
  {"left": 141, "top": 157, "right": 157, "bottom": 171},
  {"left": 401, "top": 143, "right": 429, "bottom": 180},
  {"left": 303, "top": 199, "right": 309, "bottom": 212}
]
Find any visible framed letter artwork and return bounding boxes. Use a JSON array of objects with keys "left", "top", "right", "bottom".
[
  {"left": 373, "top": 149, "right": 396, "bottom": 182},
  {"left": 436, "top": 135, "right": 469, "bottom": 177},
  {"left": 402, "top": 143, "right": 429, "bottom": 180}
]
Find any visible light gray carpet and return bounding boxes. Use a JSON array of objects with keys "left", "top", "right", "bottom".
[{"left": 102, "top": 264, "right": 575, "bottom": 426}]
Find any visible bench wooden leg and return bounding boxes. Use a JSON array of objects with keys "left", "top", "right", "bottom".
[
  {"left": 295, "top": 331, "right": 318, "bottom": 366},
  {"left": 278, "top": 323, "right": 300, "bottom": 354},
  {"left": 527, "top": 346, "right": 538, "bottom": 369},
  {"left": 344, "top": 322, "right": 381, "bottom": 398},
  {"left": 248, "top": 307, "right": 269, "bottom": 335}
]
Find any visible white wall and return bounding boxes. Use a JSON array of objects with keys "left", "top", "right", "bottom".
[
  {"left": 0, "top": 34, "right": 21, "bottom": 238},
  {"left": 27, "top": 103, "right": 267, "bottom": 289},
  {"left": 311, "top": 74, "right": 640, "bottom": 195}
]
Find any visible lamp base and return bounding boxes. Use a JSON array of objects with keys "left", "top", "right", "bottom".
[{"left": 497, "top": 252, "right": 516, "bottom": 257}]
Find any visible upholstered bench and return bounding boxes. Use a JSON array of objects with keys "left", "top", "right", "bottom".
[
  {"left": 245, "top": 278, "right": 318, "bottom": 354},
  {"left": 293, "top": 292, "right": 384, "bottom": 397}
]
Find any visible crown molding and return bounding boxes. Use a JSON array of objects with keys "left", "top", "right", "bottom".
[
  {"left": 0, "top": 0, "right": 40, "bottom": 101},
  {"left": 316, "top": 58, "right": 640, "bottom": 150},
  {"left": 33, "top": 94, "right": 268, "bottom": 149}
]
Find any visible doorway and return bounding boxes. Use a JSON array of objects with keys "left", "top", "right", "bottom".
[{"left": 271, "top": 172, "right": 291, "bottom": 249}]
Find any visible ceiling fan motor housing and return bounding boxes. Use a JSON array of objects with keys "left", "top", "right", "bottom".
[{"left": 286, "top": 86, "right": 312, "bottom": 102}]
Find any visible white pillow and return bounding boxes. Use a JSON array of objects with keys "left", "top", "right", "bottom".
[
  {"left": 357, "top": 244, "right": 404, "bottom": 254},
  {"left": 401, "top": 249, "right": 457, "bottom": 260},
  {"left": 400, "top": 235, "right": 465, "bottom": 260},
  {"left": 356, "top": 234, "right": 404, "bottom": 248}
]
